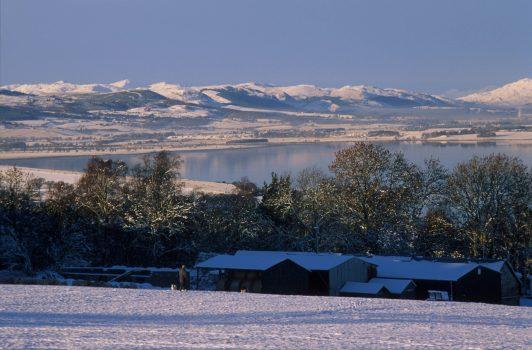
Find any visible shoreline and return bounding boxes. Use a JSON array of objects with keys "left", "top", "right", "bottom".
[{"left": 0, "top": 135, "right": 531, "bottom": 161}]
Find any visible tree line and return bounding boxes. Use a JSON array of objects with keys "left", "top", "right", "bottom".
[{"left": 0, "top": 143, "right": 530, "bottom": 284}]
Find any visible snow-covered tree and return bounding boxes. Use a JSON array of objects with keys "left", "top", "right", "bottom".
[
  {"left": 125, "top": 151, "right": 190, "bottom": 263},
  {"left": 446, "top": 154, "right": 531, "bottom": 286},
  {"left": 0, "top": 167, "right": 47, "bottom": 272},
  {"left": 75, "top": 157, "right": 129, "bottom": 265},
  {"left": 330, "top": 143, "right": 426, "bottom": 254}
]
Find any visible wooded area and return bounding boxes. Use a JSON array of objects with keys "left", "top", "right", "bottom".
[{"left": 0, "top": 143, "right": 529, "bottom": 286}]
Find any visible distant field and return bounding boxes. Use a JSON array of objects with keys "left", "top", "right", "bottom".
[
  {"left": 0, "top": 166, "right": 235, "bottom": 194},
  {"left": 0, "top": 285, "right": 530, "bottom": 349}
]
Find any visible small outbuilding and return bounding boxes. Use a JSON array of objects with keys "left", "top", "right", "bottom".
[
  {"left": 339, "top": 281, "right": 391, "bottom": 298},
  {"left": 368, "top": 277, "right": 416, "bottom": 299}
]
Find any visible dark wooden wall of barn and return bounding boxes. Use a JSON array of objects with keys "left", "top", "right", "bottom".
[
  {"left": 262, "top": 260, "right": 310, "bottom": 295},
  {"left": 412, "top": 267, "right": 503, "bottom": 304},
  {"left": 500, "top": 263, "right": 520, "bottom": 305},
  {"left": 308, "top": 271, "right": 330, "bottom": 296},
  {"left": 453, "top": 267, "right": 500, "bottom": 303},
  {"left": 412, "top": 280, "right": 454, "bottom": 300}
]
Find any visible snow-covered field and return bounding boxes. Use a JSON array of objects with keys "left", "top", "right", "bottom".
[
  {"left": 0, "top": 166, "right": 236, "bottom": 195},
  {"left": 0, "top": 285, "right": 530, "bottom": 349}
]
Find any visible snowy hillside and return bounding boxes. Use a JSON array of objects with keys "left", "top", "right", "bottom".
[
  {"left": 0, "top": 285, "right": 530, "bottom": 349},
  {"left": 192, "top": 82, "right": 452, "bottom": 110},
  {"left": 0, "top": 166, "right": 236, "bottom": 194},
  {"left": 459, "top": 78, "right": 532, "bottom": 107},
  {"left": 2, "top": 80, "right": 130, "bottom": 95},
  {"left": 1, "top": 80, "right": 455, "bottom": 117}
]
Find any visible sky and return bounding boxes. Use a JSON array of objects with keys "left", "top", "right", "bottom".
[{"left": 1, "top": 0, "right": 531, "bottom": 95}]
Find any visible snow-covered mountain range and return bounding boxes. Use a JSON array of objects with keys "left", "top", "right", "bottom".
[
  {"left": 1, "top": 80, "right": 454, "bottom": 113},
  {"left": 1, "top": 78, "right": 530, "bottom": 120}
]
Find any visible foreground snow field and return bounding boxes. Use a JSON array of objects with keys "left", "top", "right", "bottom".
[{"left": 0, "top": 285, "right": 530, "bottom": 349}]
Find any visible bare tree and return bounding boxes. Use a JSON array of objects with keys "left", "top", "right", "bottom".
[
  {"left": 330, "top": 142, "right": 427, "bottom": 254},
  {"left": 446, "top": 154, "right": 531, "bottom": 290}
]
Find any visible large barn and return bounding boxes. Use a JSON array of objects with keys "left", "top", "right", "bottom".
[
  {"left": 360, "top": 256, "right": 521, "bottom": 305},
  {"left": 197, "top": 251, "right": 375, "bottom": 296},
  {"left": 234, "top": 251, "right": 375, "bottom": 296},
  {"left": 195, "top": 254, "right": 311, "bottom": 295}
]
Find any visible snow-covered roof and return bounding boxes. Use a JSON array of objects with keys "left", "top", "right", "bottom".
[
  {"left": 360, "top": 256, "right": 475, "bottom": 281},
  {"left": 195, "top": 254, "right": 307, "bottom": 271},
  {"left": 340, "top": 282, "right": 387, "bottom": 295},
  {"left": 480, "top": 261, "right": 505, "bottom": 272},
  {"left": 360, "top": 256, "right": 508, "bottom": 282},
  {"left": 235, "top": 250, "right": 356, "bottom": 270},
  {"left": 369, "top": 278, "right": 415, "bottom": 294}
]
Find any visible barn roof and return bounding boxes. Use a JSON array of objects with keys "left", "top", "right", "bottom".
[
  {"left": 480, "top": 261, "right": 505, "bottom": 272},
  {"left": 235, "top": 250, "right": 358, "bottom": 271},
  {"left": 360, "top": 256, "right": 477, "bottom": 281},
  {"left": 360, "top": 256, "right": 508, "bottom": 282},
  {"left": 196, "top": 254, "right": 307, "bottom": 271},
  {"left": 340, "top": 282, "right": 387, "bottom": 295},
  {"left": 369, "top": 278, "right": 415, "bottom": 294}
]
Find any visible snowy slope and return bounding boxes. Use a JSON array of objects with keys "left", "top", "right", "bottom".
[
  {"left": 2, "top": 80, "right": 130, "bottom": 95},
  {"left": 0, "top": 166, "right": 235, "bottom": 194},
  {"left": 1, "top": 79, "right": 517, "bottom": 119},
  {"left": 0, "top": 285, "right": 530, "bottom": 349},
  {"left": 459, "top": 78, "right": 532, "bottom": 107},
  {"left": 197, "top": 83, "right": 451, "bottom": 109},
  {"left": 178, "top": 82, "right": 452, "bottom": 111},
  {"left": 268, "top": 84, "right": 326, "bottom": 100}
]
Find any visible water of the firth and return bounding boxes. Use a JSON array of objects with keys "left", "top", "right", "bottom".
[{"left": 1, "top": 142, "right": 530, "bottom": 184}]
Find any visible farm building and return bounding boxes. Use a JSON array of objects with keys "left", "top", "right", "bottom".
[
  {"left": 339, "top": 281, "right": 391, "bottom": 298},
  {"left": 195, "top": 254, "right": 310, "bottom": 295},
  {"left": 197, "top": 251, "right": 375, "bottom": 296},
  {"left": 360, "top": 256, "right": 521, "bottom": 305},
  {"left": 234, "top": 251, "right": 375, "bottom": 296},
  {"left": 368, "top": 278, "right": 416, "bottom": 299}
]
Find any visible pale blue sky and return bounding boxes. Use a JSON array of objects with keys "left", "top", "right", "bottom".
[{"left": 1, "top": 0, "right": 531, "bottom": 95}]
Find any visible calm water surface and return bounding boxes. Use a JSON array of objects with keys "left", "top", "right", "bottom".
[{"left": 0, "top": 142, "right": 530, "bottom": 184}]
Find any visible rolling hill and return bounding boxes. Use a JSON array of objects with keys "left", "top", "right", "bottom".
[{"left": 2, "top": 78, "right": 530, "bottom": 121}]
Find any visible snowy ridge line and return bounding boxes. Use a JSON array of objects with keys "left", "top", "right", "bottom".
[{"left": 4, "top": 78, "right": 530, "bottom": 108}]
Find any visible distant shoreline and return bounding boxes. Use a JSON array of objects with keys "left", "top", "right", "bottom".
[{"left": 0, "top": 133, "right": 531, "bottom": 161}]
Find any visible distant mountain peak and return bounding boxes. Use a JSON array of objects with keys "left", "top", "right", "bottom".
[
  {"left": 110, "top": 79, "right": 130, "bottom": 88},
  {"left": 459, "top": 78, "right": 532, "bottom": 107}
]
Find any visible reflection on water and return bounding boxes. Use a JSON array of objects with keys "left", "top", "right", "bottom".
[{"left": 0, "top": 142, "right": 530, "bottom": 184}]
